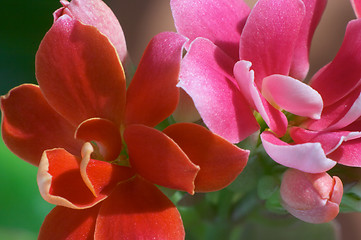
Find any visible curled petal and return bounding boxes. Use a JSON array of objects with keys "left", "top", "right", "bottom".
[
  {"left": 38, "top": 205, "right": 100, "bottom": 240},
  {"left": 262, "top": 74, "right": 323, "bottom": 119},
  {"left": 351, "top": 0, "right": 361, "bottom": 18},
  {"left": 179, "top": 38, "right": 259, "bottom": 143},
  {"left": 37, "top": 148, "right": 108, "bottom": 209},
  {"left": 125, "top": 32, "right": 186, "bottom": 127},
  {"left": 1, "top": 84, "right": 82, "bottom": 166},
  {"left": 234, "top": 61, "right": 288, "bottom": 136},
  {"left": 55, "top": 0, "right": 128, "bottom": 62},
  {"left": 327, "top": 138, "right": 361, "bottom": 167},
  {"left": 261, "top": 131, "right": 336, "bottom": 173},
  {"left": 280, "top": 169, "right": 343, "bottom": 223},
  {"left": 36, "top": 15, "right": 126, "bottom": 127},
  {"left": 239, "top": 0, "right": 305, "bottom": 86},
  {"left": 170, "top": 0, "right": 250, "bottom": 59},
  {"left": 75, "top": 118, "right": 123, "bottom": 162},
  {"left": 163, "top": 123, "right": 249, "bottom": 192},
  {"left": 124, "top": 124, "right": 199, "bottom": 194},
  {"left": 95, "top": 177, "right": 185, "bottom": 240}
]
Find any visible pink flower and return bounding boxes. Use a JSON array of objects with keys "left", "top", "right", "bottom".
[
  {"left": 171, "top": 0, "right": 325, "bottom": 143},
  {"left": 1, "top": 0, "right": 249, "bottom": 239},
  {"left": 280, "top": 169, "right": 343, "bottom": 223}
]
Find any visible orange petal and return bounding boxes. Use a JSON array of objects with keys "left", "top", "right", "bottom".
[
  {"left": 125, "top": 32, "right": 186, "bottom": 127},
  {"left": 124, "top": 124, "right": 199, "bottom": 194},
  {"left": 38, "top": 148, "right": 108, "bottom": 209},
  {"left": 164, "top": 123, "right": 249, "bottom": 192},
  {"left": 36, "top": 15, "right": 126, "bottom": 127},
  {"left": 1, "top": 84, "right": 82, "bottom": 166},
  {"left": 94, "top": 177, "right": 185, "bottom": 240},
  {"left": 38, "top": 205, "right": 100, "bottom": 240},
  {"left": 75, "top": 118, "right": 123, "bottom": 162}
]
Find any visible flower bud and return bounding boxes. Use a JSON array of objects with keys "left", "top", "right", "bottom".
[{"left": 280, "top": 168, "right": 343, "bottom": 223}]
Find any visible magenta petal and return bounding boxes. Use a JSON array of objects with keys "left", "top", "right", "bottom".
[
  {"left": 261, "top": 131, "right": 336, "bottom": 173},
  {"left": 171, "top": 0, "right": 250, "bottom": 59},
  {"left": 178, "top": 38, "right": 259, "bottom": 143},
  {"left": 262, "top": 74, "right": 323, "bottom": 119},
  {"left": 328, "top": 138, "right": 361, "bottom": 167},
  {"left": 310, "top": 18, "right": 361, "bottom": 106},
  {"left": 239, "top": 0, "right": 305, "bottom": 86},
  {"left": 289, "top": 0, "right": 327, "bottom": 80},
  {"left": 351, "top": 0, "right": 361, "bottom": 18},
  {"left": 234, "top": 61, "right": 288, "bottom": 137}
]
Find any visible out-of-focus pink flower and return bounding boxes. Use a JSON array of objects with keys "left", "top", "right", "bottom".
[
  {"left": 1, "top": 1, "right": 249, "bottom": 239},
  {"left": 280, "top": 169, "right": 343, "bottom": 223},
  {"left": 351, "top": 0, "right": 361, "bottom": 18},
  {"left": 171, "top": 0, "right": 325, "bottom": 143}
]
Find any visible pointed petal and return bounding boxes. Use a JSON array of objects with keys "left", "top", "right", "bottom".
[
  {"left": 125, "top": 32, "right": 186, "bottom": 127},
  {"left": 310, "top": 19, "right": 361, "bottom": 106},
  {"left": 75, "top": 118, "right": 122, "bottom": 162},
  {"left": 94, "top": 177, "right": 185, "bottom": 240},
  {"left": 289, "top": 0, "right": 327, "bottom": 80},
  {"left": 123, "top": 124, "right": 199, "bottom": 194},
  {"left": 351, "top": 0, "right": 361, "bottom": 18},
  {"left": 37, "top": 148, "right": 110, "bottom": 209},
  {"left": 262, "top": 74, "right": 323, "bottom": 119},
  {"left": 239, "top": 0, "right": 305, "bottom": 86},
  {"left": 56, "top": 0, "right": 128, "bottom": 63},
  {"left": 234, "top": 61, "right": 288, "bottom": 136},
  {"left": 163, "top": 123, "right": 249, "bottom": 192},
  {"left": 261, "top": 131, "right": 336, "bottom": 173},
  {"left": 170, "top": 0, "right": 250, "bottom": 59},
  {"left": 178, "top": 38, "right": 259, "bottom": 143},
  {"left": 38, "top": 205, "right": 100, "bottom": 240},
  {"left": 36, "top": 15, "right": 126, "bottom": 127},
  {"left": 1, "top": 84, "right": 82, "bottom": 166}
]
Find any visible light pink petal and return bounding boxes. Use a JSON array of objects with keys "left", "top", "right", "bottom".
[
  {"left": 328, "top": 138, "right": 361, "bottom": 167},
  {"left": 239, "top": 0, "right": 305, "bottom": 87},
  {"left": 289, "top": 0, "right": 327, "bottom": 80},
  {"left": 125, "top": 32, "right": 186, "bottom": 128},
  {"left": 234, "top": 61, "right": 288, "bottom": 137},
  {"left": 55, "top": 0, "right": 127, "bottom": 62},
  {"left": 36, "top": 15, "right": 126, "bottom": 127},
  {"left": 260, "top": 131, "right": 336, "bottom": 173},
  {"left": 178, "top": 38, "right": 259, "bottom": 143},
  {"left": 310, "top": 18, "right": 361, "bottom": 106},
  {"left": 262, "top": 74, "right": 323, "bottom": 119},
  {"left": 170, "top": 0, "right": 250, "bottom": 60},
  {"left": 351, "top": 0, "right": 361, "bottom": 18}
]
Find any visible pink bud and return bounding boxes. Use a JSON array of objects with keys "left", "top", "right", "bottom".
[{"left": 280, "top": 168, "right": 343, "bottom": 223}]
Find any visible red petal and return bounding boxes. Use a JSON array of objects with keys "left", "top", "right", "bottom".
[
  {"left": 38, "top": 205, "right": 100, "bottom": 240},
  {"left": 36, "top": 15, "right": 126, "bottom": 127},
  {"left": 1, "top": 84, "right": 82, "bottom": 166},
  {"left": 94, "top": 177, "right": 185, "bottom": 240},
  {"left": 75, "top": 118, "right": 122, "bottom": 162},
  {"left": 124, "top": 124, "right": 199, "bottom": 194},
  {"left": 125, "top": 32, "right": 186, "bottom": 127},
  {"left": 163, "top": 123, "right": 249, "bottom": 192}
]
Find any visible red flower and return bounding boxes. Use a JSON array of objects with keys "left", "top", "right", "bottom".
[{"left": 1, "top": 0, "right": 249, "bottom": 239}]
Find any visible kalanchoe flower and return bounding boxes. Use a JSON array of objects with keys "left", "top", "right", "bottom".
[
  {"left": 171, "top": 0, "right": 325, "bottom": 143},
  {"left": 1, "top": 0, "right": 249, "bottom": 239},
  {"left": 280, "top": 169, "right": 343, "bottom": 223}
]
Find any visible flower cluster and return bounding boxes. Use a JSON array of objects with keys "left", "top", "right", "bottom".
[{"left": 2, "top": 0, "right": 361, "bottom": 239}]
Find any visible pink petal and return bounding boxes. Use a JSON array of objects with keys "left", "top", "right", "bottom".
[
  {"left": 178, "top": 38, "right": 259, "bottom": 143},
  {"left": 123, "top": 124, "right": 199, "bottom": 194},
  {"left": 289, "top": 0, "right": 327, "bottom": 80},
  {"left": 234, "top": 61, "right": 288, "bottom": 137},
  {"left": 94, "top": 177, "right": 185, "bottom": 240},
  {"left": 310, "top": 18, "right": 361, "bottom": 106},
  {"left": 38, "top": 205, "right": 100, "bottom": 240},
  {"left": 239, "top": 0, "right": 305, "bottom": 87},
  {"left": 262, "top": 74, "right": 323, "bottom": 119},
  {"left": 125, "top": 32, "right": 186, "bottom": 127},
  {"left": 328, "top": 137, "right": 361, "bottom": 167},
  {"left": 55, "top": 0, "right": 128, "bottom": 63},
  {"left": 1, "top": 84, "right": 82, "bottom": 166},
  {"left": 163, "top": 123, "right": 249, "bottom": 192},
  {"left": 170, "top": 0, "right": 250, "bottom": 59},
  {"left": 260, "top": 131, "right": 336, "bottom": 173},
  {"left": 36, "top": 15, "right": 126, "bottom": 127},
  {"left": 351, "top": 0, "right": 361, "bottom": 18}
]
